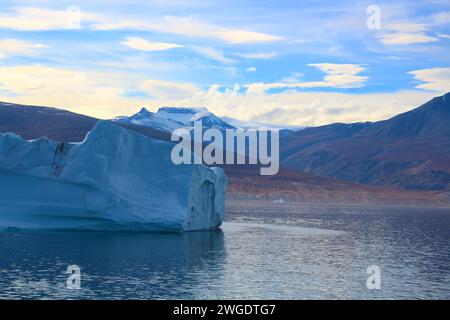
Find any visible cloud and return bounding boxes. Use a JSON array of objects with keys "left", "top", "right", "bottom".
[
  {"left": 121, "top": 37, "right": 183, "bottom": 51},
  {"left": 0, "top": 64, "right": 201, "bottom": 118},
  {"left": 408, "top": 67, "right": 450, "bottom": 91},
  {"left": 244, "top": 63, "right": 368, "bottom": 93},
  {"left": 0, "top": 6, "right": 99, "bottom": 31},
  {"left": 280, "top": 72, "right": 305, "bottom": 83},
  {"left": 185, "top": 86, "right": 438, "bottom": 126},
  {"left": 139, "top": 79, "right": 200, "bottom": 99},
  {"left": 191, "top": 46, "right": 235, "bottom": 64},
  {"left": 158, "top": 16, "right": 282, "bottom": 43},
  {"left": 95, "top": 15, "right": 282, "bottom": 44},
  {"left": 308, "top": 63, "right": 365, "bottom": 76},
  {"left": 245, "top": 67, "right": 256, "bottom": 72},
  {"left": 0, "top": 7, "right": 281, "bottom": 44},
  {"left": 0, "top": 64, "right": 439, "bottom": 127},
  {"left": 378, "top": 23, "right": 439, "bottom": 45},
  {"left": 437, "top": 34, "right": 450, "bottom": 39},
  {"left": 431, "top": 11, "right": 450, "bottom": 25},
  {"left": 386, "top": 23, "right": 429, "bottom": 33},
  {"left": 379, "top": 34, "right": 439, "bottom": 45},
  {"left": 0, "top": 7, "right": 65, "bottom": 31},
  {"left": 236, "top": 52, "right": 277, "bottom": 59},
  {"left": 0, "top": 39, "right": 49, "bottom": 59},
  {"left": 0, "top": 65, "right": 146, "bottom": 118}
]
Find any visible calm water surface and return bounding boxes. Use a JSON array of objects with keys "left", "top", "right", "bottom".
[{"left": 0, "top": 203, "right": 449, "bottom": 299}]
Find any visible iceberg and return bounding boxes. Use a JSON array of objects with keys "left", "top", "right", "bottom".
[{"left": 0, "top": 121, "right": 227, "bottom": 232}]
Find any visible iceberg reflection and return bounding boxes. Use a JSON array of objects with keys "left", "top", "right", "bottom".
[{"left": 0, "top": 230, "right": 226, "bottom": 299}]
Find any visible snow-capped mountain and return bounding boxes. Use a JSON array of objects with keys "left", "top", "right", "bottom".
[
  {"left": 113, "top": 107, "right": 186, "bottom": 132},
  {"left": 114, "top": 106, "right": 235, "bottom": 132},
  {"left": 157, "top": 107, "right": 234, "bottom": 129},
  {"left": 114, "top": 106, "right": 304, "bottom": 132}
]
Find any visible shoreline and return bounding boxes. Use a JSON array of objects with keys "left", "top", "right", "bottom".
[{"left": 226, "top": 198, "right": 450, "bottom": 210}]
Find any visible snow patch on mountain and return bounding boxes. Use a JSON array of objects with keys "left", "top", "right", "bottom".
[
  {"left": 157, "top": 107, "right": 235, "bottom": 129},
  {"left": 113, "top": 107, "right": 185, "bottom": 132},
  {"left": 157, "top": 107, "right": 209, "bottom": 125}
]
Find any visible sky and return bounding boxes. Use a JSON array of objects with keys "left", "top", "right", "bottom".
[{"left": 0, "top": 0, "right": 449, "bottom": 126}]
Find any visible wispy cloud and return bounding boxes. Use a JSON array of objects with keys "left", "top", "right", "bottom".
[
  {"left": 191, "top": 46, "right": 235, "bottom": 64},
  {"left": 245, "top": 67, "right": 256, "bottom": 72},
  {"left": 121, "top": 37, "right": 183, "bottom": 51},
  {"left": 0, "top": 7, "right": 99, "bottom": 31},
  {"left": 236, "top": 52, "right": 277, "bottom": 59},
  {"left": 280, "top": 72, "right": 305, "bottom": 83},
  {"left": 0, "top": 39, "right": 49, "bottom": 59},
  {"left": 430, "top": 11, "right": 450, "bottom": 25},
  {"left": 0, "top": 7, "right": 281, "bottom": 44},
  {"left": 244, "top": 63, "right": 368, "bottom": 94},
  {"left": 408, "top": 67, "right": 450, "bottom": 92},
  {"left": 139, "top": 79, "right": 200, "bottom": 99},
  {"left": 378, "top": 23, "right": 439, "bottom": 45},
  {"left": 95, "top": 15, "right": 282, "bottom": 44},
  {"left": 379, "top": 34, "right": 438, "bottom": 45}
]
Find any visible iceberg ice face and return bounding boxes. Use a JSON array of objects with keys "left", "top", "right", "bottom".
[{"left": 0, "top": 121, "right": 227, "bottom": 232}]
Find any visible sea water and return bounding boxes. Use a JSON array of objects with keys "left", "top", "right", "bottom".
[{"left": 0, "top": 204, "right": 449, "bottom": 299}]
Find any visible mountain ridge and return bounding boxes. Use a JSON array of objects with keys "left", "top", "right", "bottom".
[{"left": 280, "top": 92, "right": 450, "bottom": 191}]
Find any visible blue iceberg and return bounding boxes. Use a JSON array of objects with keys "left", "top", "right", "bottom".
[{"left": 0, "top": 121, "right": 227, "bottom": 232}]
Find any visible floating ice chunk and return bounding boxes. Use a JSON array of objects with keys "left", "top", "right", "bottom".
[{"left": 0, "top": 121, "right": 227, "bottom": 232}]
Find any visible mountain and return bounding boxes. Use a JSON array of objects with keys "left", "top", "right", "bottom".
[
  {"left": 281, "top": 92, "right": 450, "bottom": 191},
  {"left": 222, "top": 116, "right": 305, "bottom": 131},
  {"left": 114, "top": 106, "right": 235, "bottom": 131},
  {"left": 0, "top": 102, "right": 173, "bottom": 143},
  {"left": 115, "top": 106, "right": 303, "bottom": 133},
  {"left": 0, "top": 101, "right": 98, "bottom": 142},
  {"left": 225, "top": 166, "right": 450, "bottom": 206},
  {"left": 114, "top": 107, "right": 186, "bottom": 132},
  {"left": 157, "top": 107, "right": 235, "bottom": 130}
]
